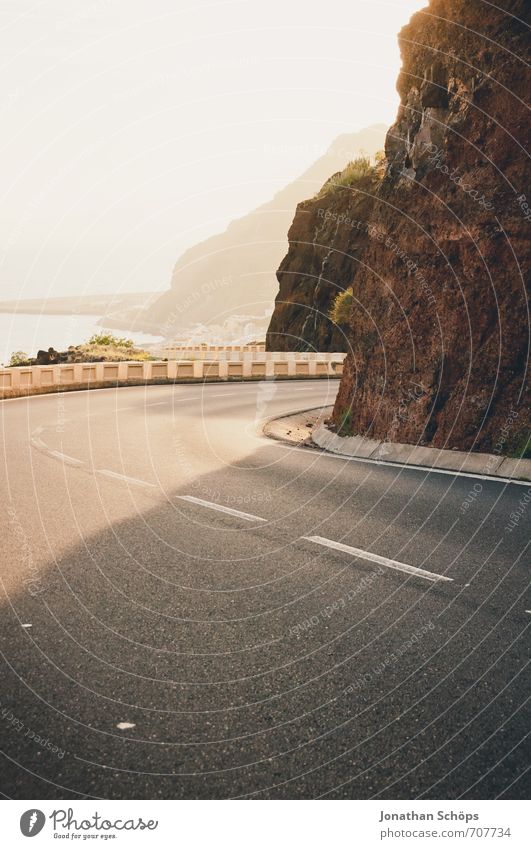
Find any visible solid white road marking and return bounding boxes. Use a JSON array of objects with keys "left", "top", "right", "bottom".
[
  {"left": 302, "top": 535, "right": 453, "bottom": 583},
  {"left": 176, "top": 495, "right": 267, "bottom": 523},
  {"left": 116, "top": 722, "right": 136, "bottom": 730},
  {"left": 49, "top": 450, "right": 84, "bottom": 467},
  {"left": 96, "top": 469, "right": 156, "bottom": 488},
  {"left": 268, "top": 441, "right": 531, "bottom": 487}
]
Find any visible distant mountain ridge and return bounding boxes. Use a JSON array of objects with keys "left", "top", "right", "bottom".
[
  {"left": 0, "top": 292, "right": 160, "bottom": 317},
  {"left": 127, "top": 125, "right": 386, "bottom": 337}
]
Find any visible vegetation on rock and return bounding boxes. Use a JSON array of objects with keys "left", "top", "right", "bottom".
[
  {"left": 329, "top": 289, "right": 354, "bottom": 325},
  {"left": 317, "top": 155, "right": 377, "bottom": 197},
  {"left": 8, "top": 351, "right": 31, "bottom": 367},
  {"left": 8, "top": 333, "right": 153, "bottom": 367}
]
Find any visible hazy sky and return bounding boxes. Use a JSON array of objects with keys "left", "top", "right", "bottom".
[{"left": 0, "top": 0, "right": 424, "bottom": 301}]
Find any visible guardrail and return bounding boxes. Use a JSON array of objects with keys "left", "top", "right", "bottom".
[
  {"left": 158, "top": 344, "right": 266, "bottom": 355},
  {"left": 148, "top": 348, "right": 344, "bottom": 362},
  {"left": 0, "top": 354, "right": 346, "bottom": 395}
]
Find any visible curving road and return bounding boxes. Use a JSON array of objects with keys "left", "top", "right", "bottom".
[{"left": 1, "top": 379, "right": 529, "bottom": 799}]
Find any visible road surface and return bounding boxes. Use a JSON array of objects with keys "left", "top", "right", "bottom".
[{"left": 0, "top": 379, "right": 529, "bottom": 799}]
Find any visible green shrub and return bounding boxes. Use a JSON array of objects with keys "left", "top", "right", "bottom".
[
  {"left": 318, "top": 155, "right": 375, "bottom": 197},
  {"left": 88, "top": 333, "right": 134, "bottom": 348},
  {"left": 337, "top": 409, "right": 352, "bottom": 436},
  {"left": 8, "top": 350, "right": 30, "bottom": 367},
  {"left": 329, "top": 289, "right": 353, "bottom": 325},
  {"left": 374, "top": 149, "right": 387, "bottom": 177}
]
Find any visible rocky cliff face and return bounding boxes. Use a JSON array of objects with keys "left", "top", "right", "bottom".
[
  {"left": 270, "top": 0, "right": 530, "bottom": 452},
  {"left": 266, "top": 168, "right": 379, "bottom": 351}
]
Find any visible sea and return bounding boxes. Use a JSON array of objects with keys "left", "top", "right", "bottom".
[{"left": 0, "top": 313, "right": 164, "bottom": 366}]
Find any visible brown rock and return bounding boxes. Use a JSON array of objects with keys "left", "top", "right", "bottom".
[
  {"left": 266, "top": 174, "right": 378, "bottom": 351},
  {"left": 269, "top": 0, "right": 530, "bottom": 453},
  {"left": 333, "top": 0, "right": 530, "bottom": 453}
]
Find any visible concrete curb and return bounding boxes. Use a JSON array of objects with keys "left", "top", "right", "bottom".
[{"left": 263, "top": 406, "right": 531, "bottom": 483}]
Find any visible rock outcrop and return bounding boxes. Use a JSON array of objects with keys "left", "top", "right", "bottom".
[
  {"left": 266, "top": 166, "right": 379, "bottom": 351},
  {"left": 270, "top": 0, "right": 530, "bottom": 453},
  {"left": 135, "top": 125, "right": 385, "bottom": 337}
]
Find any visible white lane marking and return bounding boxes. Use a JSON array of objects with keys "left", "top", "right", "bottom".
[
  {"left": 176, "top": 495, "right": 267, "bottom": 523},
  {"left": 302, "top": 535, "right": 453, "bottom": 583},
  {"left": 96, "top": 469, "right": 156, "bottom": 488},
  {"left": 116, "top": 722, "right": 135, "bottom": 730},
  {"left": 22, "top": 623, "right": 32, "bottom": 628},
  {"left": 117, "top": 395, "right": 202, "bottom": 411},
  {"left": 209, "top": 392, "right": 239, "bottom": 398},
  {"left": 267, "top": 441, "right": 531, "bottom": 487},
  {"left": 49, "top": 450, "right": 84, "bottom": 467},
  {"left": 525, "top": 610, "right": 531, "bottom": 614}
]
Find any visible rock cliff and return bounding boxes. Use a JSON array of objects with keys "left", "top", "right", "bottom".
[
  {"left": 266, "top": 164, "right": 380, "bottom": 351},
  {"left": 270, "top": 0, "right": 530, "bottom": 453}
]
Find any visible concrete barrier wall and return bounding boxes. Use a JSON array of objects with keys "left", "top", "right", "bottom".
[
  {"left": 0, "top": 354, "right": 345, "bottom": 393},
  {"left": 158, "top": 344, "right": 266, "bottom": 356}
]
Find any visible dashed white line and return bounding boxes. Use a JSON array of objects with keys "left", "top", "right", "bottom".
[
  {"left": 96, "top": 469, "right": 156, "bottom": 488},
  {"left": 176, "top": 495, "right": 267, "bottom": 523},
  {"left": 302, "top": 535, "right": 453, "bottom": 583},
  {"left": 117, "top": 395, "right": 201, "bottom": 411}
]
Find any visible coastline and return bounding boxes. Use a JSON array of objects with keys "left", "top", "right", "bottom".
[{"left": 0, "top": 312, "right": 164, "bottom": 367}]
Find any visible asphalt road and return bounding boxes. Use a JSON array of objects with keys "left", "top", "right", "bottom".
[{"left": 0, "top": 379, "right": 529, "bottom": 799}]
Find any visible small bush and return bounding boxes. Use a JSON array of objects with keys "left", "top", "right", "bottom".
[
  {"left": 329, "top": 289, "right": 353, "bottom": 325},
  {"left": 318, "top": 155, "right": 375, "bottom": 197},
  {"left": 9, "top": 350, "right": 30, "bottom": 367},
  {"left": 337, "top": 409, "right": 352, "bottom": 436},
  {"left": 88, "top": 333, "right": 134, "bottom": 348},
  {"left": 374, "top": 149, "right": 387, "bottom": 176}
]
